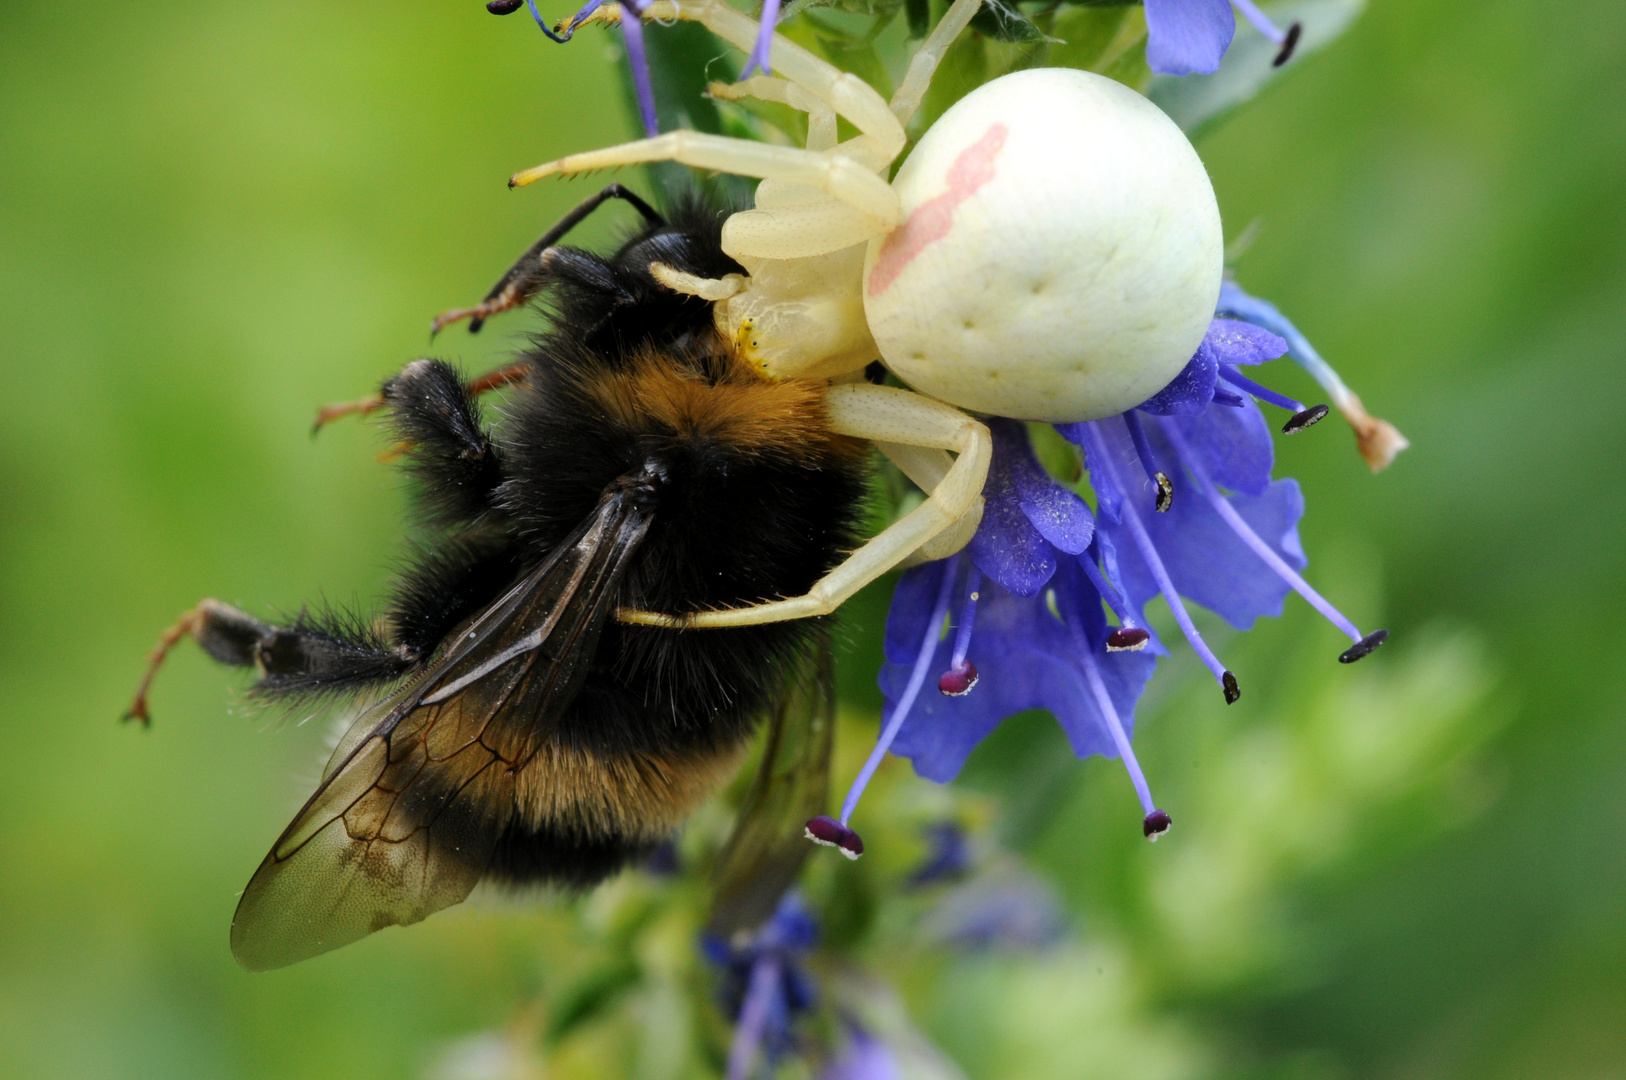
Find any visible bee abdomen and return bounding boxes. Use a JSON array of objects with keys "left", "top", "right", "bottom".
[{"left": 489, "top": 737, "right": 750, "bottom": 887}]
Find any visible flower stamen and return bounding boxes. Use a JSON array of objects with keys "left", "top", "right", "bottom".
[
  {"left": 1160, "top": 419, "right": 1389, "bottom": 663},
  {"left": 1218, "top": 281, "right": 1409, "bottom": 471},
  {"left": 1077, "top": 554, "right": 1151, "bottom": 651},
  {"left": 1123, "top": 410, "right": 1174, "bottom": 512},
  {"left": 938, "top": 569, "right": 981, "bottom": 695},
  {"left": 834, "top": 556, "right": 960, "bottom": 837},
  {"left": 740, "top": 0, "right": 781, "bottom": 76},
  {"left": 1063, "top": 602, "right": 1169, "bottom": 840},
  {"left": 1218, "top": 366, "right": 1329, "bottom": 434},
  {"left": 1085, "top": 421, "right": 1241, "bottom": 704},
  {"left": 1230, "top": 0, "right": 1303, "bottom": 65}
]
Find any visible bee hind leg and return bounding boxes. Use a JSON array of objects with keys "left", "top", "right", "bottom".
[{"left": 124, "top": 600, "right": 413, "bottom": 726}]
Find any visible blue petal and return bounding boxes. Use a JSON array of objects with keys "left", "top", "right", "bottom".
[
  {"left": 1144, "top": 0, "right": 1235, "bottom": 76},
  {"left": 1204, "top": 317, "right": 1287, "bottom": 367},
  {"left": 1136, "top": 338, "right": 1218, "bottom": 415},
  {"left": 966, "top": 420, "right": 1058, "bottom": 595},
  {"left": 1059, "top": 421, "right": 1123, "bottom": 525},
  {"left": 820, "top": 1029, "right": 901, "bottom": 1080},
  {"left": 1117, "top": 475, "right": 1307, "bottom": 630},
  {"left": 885, "top": 575, "right": 1157, "bottom": 781},
  {"left": 1003, "top": 422, "right": 1094, "bottom": 555},
  {"left": 1169, "top": 393, "right": 1276, "bottom": 495},
  {"left": 883, "top": 561, "right": 949, "bottom": 666},
  {"left": 920, "top": 873, "right": 1067, "bottom": 951}
]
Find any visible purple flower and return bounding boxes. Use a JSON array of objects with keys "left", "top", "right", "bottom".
[
  {"left": 825, "top": 296, "right": 1397, "bottom": 847},
  {"left": 704, "top": 892, "right": 820, "bottom": 1080},
  {"left": 496, "top": 0, "right": 663, "bottom": 137},
  {"left": 820, "top": 1028, "right": 901, "bottom": 1080},
  {"left": 497, "top": 0, "right": 783, "bottom": 137},
  {"left": 1145, "top": 0, "right": 1304, "bottom": 77}
]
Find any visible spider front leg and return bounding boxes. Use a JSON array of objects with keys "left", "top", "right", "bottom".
[
  {"left": 889, "top": 0, "right": 985, "bottom": 126},
  {"left": 573, "top": 0, "right": 904, "bottom": 161},
  {"left": 512, "top": 131, "right": 900, "bottom": 230},
  {"left": 618, "top": 385, "right": 990, "bottom": 629}
]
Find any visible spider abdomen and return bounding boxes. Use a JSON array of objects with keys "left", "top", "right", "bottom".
[{"left": 863, "top": 68, "right": 1223, "bottom": 423}]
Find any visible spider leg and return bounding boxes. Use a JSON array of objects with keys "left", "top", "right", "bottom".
[
  {"left": 890, "top": 0, "right": 985, "bottom": 127},
  {"left": 710, "top": 76, "right": 838, "bottom": 152},
  {"left": 721, "top": 192, "right": 889, "bottom": 261},
  {"left": 876, "top": 441, "right": 983, "bottom": 565},
  {"left": 575, "top": 0, "right": 903, "bottom": 162},
  {"left": 511, "top": 131, "right": 900, "bottom": 228},
  {"left": 618, "top": 385, "right": 990, "bottom": 628},
  {"left": 431, "top": 182, "right": 662, "bottom": 336},
  {"left": 124, "top": 600, "right": 412, "bottom": 726}
]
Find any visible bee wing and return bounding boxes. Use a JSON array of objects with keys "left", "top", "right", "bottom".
[
  {"left": 707, "top": 628, "right": 835, "bottom": 938},
  {"left": 231, "top": 488, "right": 655, "bottom": 970}
]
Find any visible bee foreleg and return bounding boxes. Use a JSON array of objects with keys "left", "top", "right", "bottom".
[
  {"left": 381, "top": 358, "right": 508, "bottom": 526},
  {"left": 124, "top": 599, "right": 413, "bottom": 726},
  {"left": 430, "top": 182, "right": 663, "bottom": 337}
]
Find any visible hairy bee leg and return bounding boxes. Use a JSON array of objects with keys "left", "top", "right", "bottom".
[
  {"left": 311, "top": 359, "right": 531, "bottom": 437},
  {"left": 466, "top": 360, "right": 532, "bottom": 398},
  {"left": 889, "top": 0, "right": 984, "bottom": 126},
  {"left": 124, "top": 603, "right": 213, "bottom": 726},
  {"left": 618, "top": 386, "right": 990, "bottom": 628},
  {"left": 431, "top": 182, "right": 663, "bottom": 337},
  {"left": 381, "top": 359, "right": 510, "bottom": 524},
  {"left": 431, "top": 247, "right": 641, "bottom": 338},
  {"left": 124, "top": 600, "right": 412, "bottom": 725}
]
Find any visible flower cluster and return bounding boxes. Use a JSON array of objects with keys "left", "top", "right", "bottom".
[
  {"left": 491, "top": 0, "right": 1306, "bottom": 139},
  {"left": 703, "top": 892, "right": 821, "bottom": 1080},
  {"left": 823, "top": 282, "right": 1403, "bottom": 847}
]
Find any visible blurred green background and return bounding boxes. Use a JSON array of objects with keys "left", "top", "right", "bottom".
[{"left": 2, "top": 0, "right": 1623, "bottom": 1077}]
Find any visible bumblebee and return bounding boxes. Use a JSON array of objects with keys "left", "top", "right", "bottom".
[{"left": 128, "top": 186, "right": 867, "bottom": 969}]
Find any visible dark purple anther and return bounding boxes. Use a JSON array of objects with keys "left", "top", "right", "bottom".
[
  {"left": 1338, "top": 629, "right": 1389, "bottom": 663},
  {"left": 1283, "top": 404, "right": 1330, "bottom": 435},
  {"left": 1274, "top": 22, "right": 1303, "bottom": 67},
  {"left": 487, "top": 0, "right": 525, "bottom": 12},
  {"left": 805, "top": 815, "right": 864, "bottom": 860},
  {"left": 1143, "top": 809, "right": 1172, "bottom": 841},
  {"left": 938, "top": 661, "right": 979, "bottom": 697},
  {"left": 1222, "top": 670, "right": 1240, "bottom": 704},
  {"left": 1107, "top": 627, "right": 1151, "bottom": 652}
]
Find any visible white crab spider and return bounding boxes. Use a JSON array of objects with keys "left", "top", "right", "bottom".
[{"left": 513, "top": 0, "right": 1224, "bottom": 629}]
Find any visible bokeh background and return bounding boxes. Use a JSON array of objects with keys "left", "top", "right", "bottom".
[{"left": 2, "top": 0, "right": 1623, "bottom": 1077}]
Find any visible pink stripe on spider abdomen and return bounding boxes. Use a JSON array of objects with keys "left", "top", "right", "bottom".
[{"left": 867, "top": 122, "right": 1009, "bottom": 298}]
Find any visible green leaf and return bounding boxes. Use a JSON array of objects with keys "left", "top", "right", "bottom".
[
  {"left": 636, "top": 19, "right": 757, "bottom": 202},
  {"left": 1046, "top": 4, "right": 1135, "bottom": 71},
  {"left": 1147, "top": 0, "right": 1364, "bottom": 135},
  {"left": 906, "top": 0, "right": 930, "bottom": 38},
  {"left": 971, "top": 0, "right": 1051, "bottom": 44}
]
